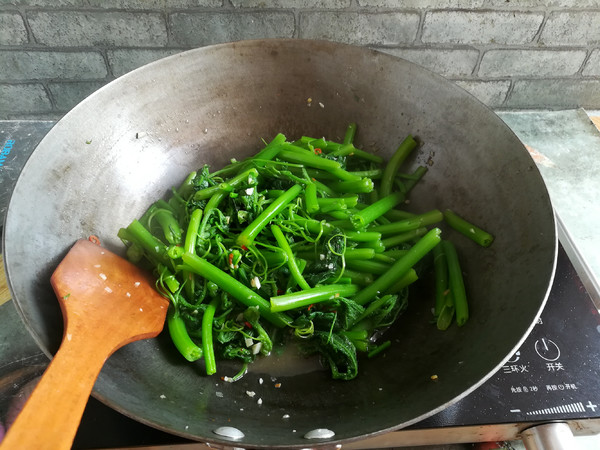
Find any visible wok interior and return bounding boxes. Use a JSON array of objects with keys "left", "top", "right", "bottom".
[{"left": 3, "top": 40, "right": 556, "bottom": 447}]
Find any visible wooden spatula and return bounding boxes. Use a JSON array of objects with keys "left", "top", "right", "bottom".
[{"left": 1, "top": 238, "right": 169, "bottom": 450}]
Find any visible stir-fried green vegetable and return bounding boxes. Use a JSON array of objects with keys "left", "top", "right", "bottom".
[{"left": 118, "top": 124, "right": 494, "bottom": 380}]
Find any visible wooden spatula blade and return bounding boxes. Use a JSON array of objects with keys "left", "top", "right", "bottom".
[
  {"left": 0, "top": 238, "right": 169, "bottom": 450},
  {"left": 51, "top": 238, "right": 169, "bottom": 342}
]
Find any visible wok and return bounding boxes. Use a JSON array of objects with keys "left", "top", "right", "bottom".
[{"left": 3, "top": 39, "right": 556, "bottom": 447}]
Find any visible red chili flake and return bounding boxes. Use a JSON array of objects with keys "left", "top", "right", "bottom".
[
  {"left": 314, "top": 148, "right": 322, "bottom": 155},
  {"left": 228, "top": 253, "right": 234, "bottom": 266},
  {"left": 241, "top": 245, "right": 248, "bottom": 251},
  {"left": 307, "top": 304, "right": 315, "bottom": 311},
  {"left": 277, "top": 289, "right": 284, "bottom": 295},
  {"left": 88, "top": 235, "right": 101, "bottom": 246},
  {"left": 274, "top": 383, "right": 282, "bottom": 388},
  {"left": 244, "top": 321, "right": 253, "bottom": 329}
]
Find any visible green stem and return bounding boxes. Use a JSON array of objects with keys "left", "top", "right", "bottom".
[
  {"left": 312, "top": 179, "right": 337, "bottom": 197},
  {"left": 353, "top": 228, "right": 442, "bottom": 305},
  {"left": 357, "top": 239, "right": 386, "bottom": 253},
  {"left": 432, "top": 242, "right": 449, "bottom": 317},
  {"left": 379, "top": 135, "right": 418, "bottom": 198},
  {"left": 184, "top": 208, "right": 203, "bottom": 254},
  {"left": 346, "top": 259, "right": 390, "bottom": 275},
  {"left": 326, "top": 167, "right": 362, "bottom": 182},
  {"left": 382, "top": 249, "right": 409, "bottom": 259},
  {"left": 443, "top": 240, "right": 468, "bottom": 326},
  {"left": 236, "top": 184, "right": 302, "bottom": 248},
  {"left": 343, "top": 122, "right": 357, "bottom": 145},
  {"left": 304, "top": 182, "right": 320, "bottom": 214},
  {"left": 344, "top": 248, "right": 376, "bottom": 260},
  {"left": 319, "top": 200, "right": 348, "bottom": 213},
  {"left": 181, "top": 253, "right": 292, "bottom": 327},
  {"left": 329, "top": 143, "right": 357, "bottom": 157},
  {"left": 183, "top": 208, "right": 203, "bottom": 298},
  {"left": 384, "top": 209, "right": 415, "bottom": 221},
  {"left": 367, "top": 340, "right": 391, "bottom": 358},
  {"left": 328, "top": 178, "right": 374, "bottom": 194},
  {"left": 371, "top": 210, "right": 443, "bottom": 235},
  {"left": 288, "top": 218, "right": 334, "bottom": 236},
  {"left": 443, "top": 209, "right": 495, "bottom": 247},
  {"left": 344, "top": 230, "right": 382, "bottom": 242},
  {"left": 125, "top": 219, "right": 169, "bottom": 265},
  {"left": 167, "top": 308, "right": 203, "bottom": 362},
  {"left": 342, "top": 269, "right": 374, "bottom": 286},
  {"left": 176, "top": 171, "right": 197, "bottom": 199},
  {"left": 437, "top": 291, "right": 455, "bottom": 331},
  {"left": 402, "top": 165, "right": 428, "bottom": 192},
  {"left": 202, "top": 297, "right": 220, "bottom": 375},
  {"left": 330, "top": 143, "right": 383, "bottom": 164},
  {"left": 381, "top": 227, "right": 428, "bottom": 249},
  {"left": 278, "top": 146, "right": 341, "bottom": 171},
  {"left": 372, "top": 253, "right": 396, "bottom": 263},
  {"left": 193, "top": 182, "right": 232, "bottom": 202},
  {"left": 249, "top": 133, "right": 287, "bottom": 168},
  {"left": 270, "top": 284, "right": 359, "bottom": 312},
  {"left": 199, "top": 168, "right": 259, "bottom": 233},
  {"left": 351, "top": 294, "right": 395, "bottom": 327},
  {"left": 385, "top": 268, "right": 418, "bottom": 294},
  {"left": 350, "top": 192, "right": 405, "bottom": 229},
  {"left": 154, "top": 207, "right": 182, "bottom": 245},
  {"left": 271, "top": 224, "right": 311, "bottom": 290},
  {"left": 317, "top": 196, "right": 359, "bottom": 208},
  {"left": 306, "top": 168, "right": 382, "bottom": 181}
]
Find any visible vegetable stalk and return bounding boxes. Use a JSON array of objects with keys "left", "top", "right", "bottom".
[
  {"left": 353, "top": 228, "right": 442, "bottom": 305},
  {"left": 270, "top": 284, "right": 359, "bottom": 312},
  {"left": 236, "top": 184, "right": 302, "bottom": 248},
  {"left": 181, "top": 252, "right": 292, "bottom": 327},
  {"left": 443, "top": 209, "right": 495, "bottom": 247},
  {"left": 379, "top": 135, "right": 418, "bottom": 198}
]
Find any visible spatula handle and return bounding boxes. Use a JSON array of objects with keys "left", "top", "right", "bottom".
[{"left": 1, "top": 335, "right": 114, "bottom": 450}]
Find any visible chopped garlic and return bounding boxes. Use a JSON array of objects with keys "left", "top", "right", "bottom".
[
  {"left": 251, "top": 276, "right": 261, "bottom": 290},
  {"left": 245, "top": 337, "right": 254, "bottom": 347},
  {"left": 252, "top": 342, "right": 262, "bottom": 355},
  {"left": 245, "top": 187, "right": 254, "bottom": 195}
]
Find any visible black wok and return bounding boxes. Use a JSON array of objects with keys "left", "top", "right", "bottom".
[{"left": 3, "top": 39, "right": 556, "bottom": 448}]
